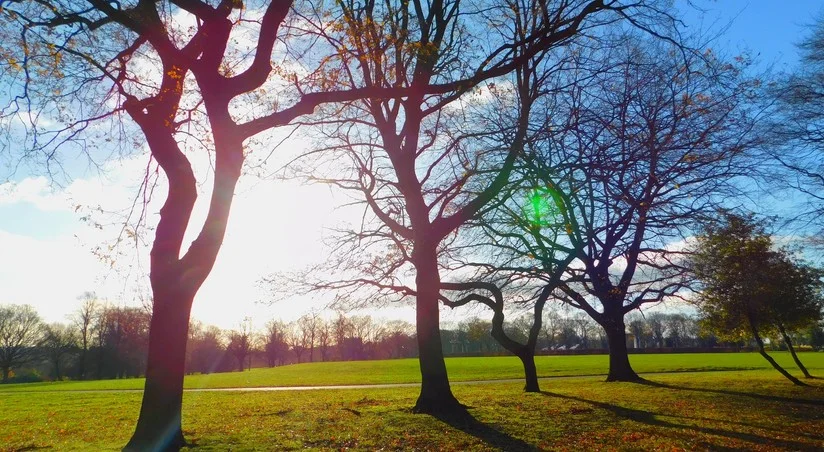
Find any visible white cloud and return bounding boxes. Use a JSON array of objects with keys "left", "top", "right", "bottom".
[
  {"left": 0, "top": 176, "right": 68, "bottom": 211},
  {"left": 0, "top": 146, "right": 389, "bottom": 329}
]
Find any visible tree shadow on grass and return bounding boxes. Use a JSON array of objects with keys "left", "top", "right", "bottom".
[
  {"left": 430, "top": 407, "right": 537, "bottom": 452},
  {"left": 540, "top": 391, "right": 818, "bottom": 450},
  {"left": 633, "top": 379, "right": 824, "bottom": 408}
]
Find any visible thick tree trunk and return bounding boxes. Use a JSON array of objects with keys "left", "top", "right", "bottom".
[
  {"left": 1, "top": 366, "right": 9, "bottom": 383},
  {"left": 749, "top": 321, "right": 806, "bottom": 386},
  {"left": 602, "top": 316, "right": 641, "bottom": 382},
  {"left": 779, "top": 325, "right": 813, "bottom": 378},
  {"left": 413, "top": 249, "right": 462, "bottom": 414},
  {"left": 517, "top": 352, "right": 540, "bottom": 392},
  {"left": 124, "top": 290, "right": 193, "bottom": 451}
]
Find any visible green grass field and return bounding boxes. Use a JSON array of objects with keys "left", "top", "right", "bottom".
[
  {"left": 1, "top": 351, "right": 822, "bottom": 392},
  {"left": 1, "top": 370, "right": 822, "bottom": 451},
  {"left": 2, "top": 353, "right": 823, "bottom": 451}
]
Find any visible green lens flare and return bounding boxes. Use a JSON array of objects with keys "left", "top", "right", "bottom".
[{"left": 523, "top": 187, "right": 561, "bottom": 229}]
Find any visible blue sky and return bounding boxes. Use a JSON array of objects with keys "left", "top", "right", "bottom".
[
  {"left": 1, "top": 1, "right": 823, "bottom": 329},
  {"left": 678, "top": 1, "right": 822, "bottom": 70}
]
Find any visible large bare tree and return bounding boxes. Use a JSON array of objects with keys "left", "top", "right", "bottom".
[
  {"left": 484, "top": 36, "right": 760, "bottom": 381},
  {"left": 768, "top": 17, "right": 824, "bottom": 238},
  {"left": 0, "top": 0, "right": 444, "bottom": 448},
  {"left": 282, "top": 0, "right": 678, "bottom": 411}
]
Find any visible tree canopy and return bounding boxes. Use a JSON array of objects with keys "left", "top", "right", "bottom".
[{"left": 690, "top": 212, "right": 822, "bottom": 385}]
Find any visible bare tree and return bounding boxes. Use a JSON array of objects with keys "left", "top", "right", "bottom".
[
  {"left": 227, "top": 318, "right": 254, "bottom": 372},
  {"left": 285, "top": 0, "right": 651, "bottom": 412},
  {"left": 72, "top": 292, "right": 98, "bottom": 380},
  {"left": 317, "top": 319, "right": 332, "bottom": 362},
  {"left": 331, "top": 312, "right": 353, "bottom": 360},
  {"left": 263, "top": 320, "right": 289, "bottom": 367},
  {"left": 40, "top": 323, "right": 77, "bottom": 381},
  {"left": 94, "top": 305, "right": 151, "bottom": 379},
  {"left": 646, "top": 313, "right": 667, "bottom": 348},
  {"left": 470, "top": 36, "right": 759, "bottom": 381},
  {"left": 286, "top": 321, "right": 306, "bottom": 364},
  {"left": 187, "top": 323, "right": 227, "bottom": 374},
  {"left": 0, "top": 304, "right": 43, "bottom": 383},
  {"left": 767, "top": 17, "right": 824, "bottom": 237},
  {"left": 443, "top": 283, "right": 550, "bottom": 391},
  {"left": 1, "top": 0, "right": 506, "bottom": 447},
  {"left": 382, "top": 320, "right": 416, "bottom": 358},
  {"left": 297, "top": 312, "right": 320, "bottom": 363}
]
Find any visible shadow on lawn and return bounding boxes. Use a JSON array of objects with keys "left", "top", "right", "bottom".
[
  {"left": 633, "top": 379, "right": 824, "bottom": 409},
  {"left": 431, "top": 408, "right": 536, "bottom": 452},
  {"left": 540, "top": 391, "right": 819, "bottom": 450}
]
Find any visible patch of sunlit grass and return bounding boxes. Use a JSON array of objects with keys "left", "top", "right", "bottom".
[
  {"left": 2, "top": 352, "right": 822, "bottom": 393},
  {"left": 1, "top": 371, "right": 822, "bottom": 451}
]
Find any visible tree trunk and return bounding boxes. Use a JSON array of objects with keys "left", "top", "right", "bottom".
[
  {"left": 489, "top": 306, "right": 542, "bottom": 393},
  {"left": 413, "top": 249, "right": 462, "bottom": 414},
  {"left": 602, "top": 316, "right": 641, "bottom": 382},
  {"left": 748, "top": 320, "right": 806, "bottom": 386},
  {"left": 124, "top": 290, "right": 193, "bottom": 451},
  {"left": 517, "top": 352, "right": 540, "bottom": 392},
  {"left": 1, "top": 366, "right": 9, "bottom": 383},
  {"left": 779, "top": 325, "right": 813, "bottom": 378}
]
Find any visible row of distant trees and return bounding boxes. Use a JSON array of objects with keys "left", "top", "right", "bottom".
[
  {"left": 450, "top": 310, "right": 824, "bottom": 355},
  {"left": 0, "top": 295, "right": 421, "bottom": 382},
  {"left": 3, "top": 293, "right": 822, "bottom": 383},
  {"left": 190, "top": 313, "right": 418, "bottom": 374},
  {"left": 0, "top": 296, "right": 150, "bottom": 383}
]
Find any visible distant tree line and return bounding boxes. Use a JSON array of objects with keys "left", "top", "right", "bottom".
[
  {"left": 444, "top": 310, "right": 824, "bottom": 356},
  {"left": 0, "top": 297, "right": 418, "bottom": 382},
  {"left": 187, "top": 312, "right": 418, "bottom": 375},
  {"left": 0, "top": 294, "right": 150, "bottom": 383},
  {"left": 2, "top": 292, "right": 823, "bottom": 384}
]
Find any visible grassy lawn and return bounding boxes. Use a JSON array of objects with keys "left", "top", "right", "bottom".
[
  {"left": 1, "top": 351, "right": 822, "bottom": 392},
  {"left": 1, "top": 370, "right": 822, "bottom": 451}
]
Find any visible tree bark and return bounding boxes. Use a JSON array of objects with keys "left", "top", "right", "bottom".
[
  {"left": 602, "top": 315, "right": 641, "bottom": 382},
  {"left": 490, "top": 309, "right": 541, "bottom": 392},
  {"left": 518, "top": 352, "right": 540, "bottom": 392},
  {"left": 413, "top": 249, "right": 462, "bottom": 414},
  {"left": 778, "top": 325, "right": 813, "bottom": 379},
  {"left": 1, "top": 366, "right": 9, "bottom": 383},
  {"left": 124, "top": 289, "right": 193, "bottom": 451},
  {"left": 748, "top": 320, "right": 806, "bottom": 386}
]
